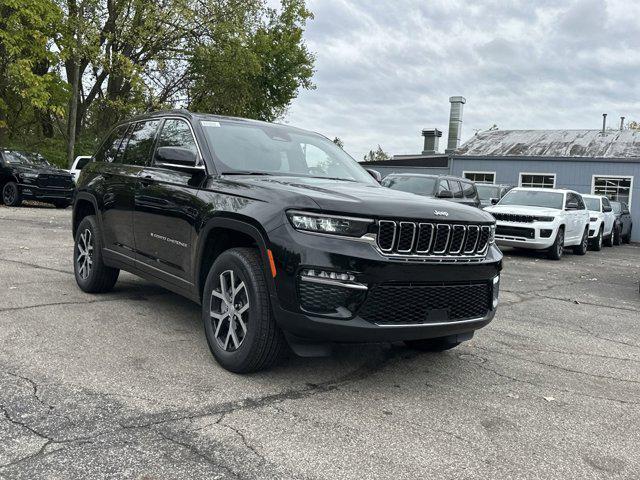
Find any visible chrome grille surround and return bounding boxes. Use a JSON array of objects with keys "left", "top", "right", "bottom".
[{"left": 374, "top": 220, "right": 493, "bottom": 261}]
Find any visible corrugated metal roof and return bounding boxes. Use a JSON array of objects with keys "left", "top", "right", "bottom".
[{"left": 456, "top": 129, "right": 640, "bottom": 158}]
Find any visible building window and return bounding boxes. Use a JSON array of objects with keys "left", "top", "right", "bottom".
[
  {"left": 519, "top": 173, "right": 556, "bottom": 188},
  {"left": 463, "top": 171, "right": 495, "bottom": 184},
  {"left": 592, "top": 176, "right": 633, "bottom": 205}
]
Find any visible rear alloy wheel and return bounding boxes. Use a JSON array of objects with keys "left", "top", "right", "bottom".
[
  {"left": 2, "top": 182, "right": 22, "bottom": 207},
  {"left": 74, "top": 216, "right": 119, "bottom": 293},
  {"left": 604, "top": 229, "right": 614, "bottom": 247},
  {"left": 203, "top": 248, "right": 286, "bottom": 373},
  {"left": 572, "top": 227, "right": 588, "bottom": 255},
  {"left": 591, "top": 227, "right": 603, "bottom": 251},
  {"left": 547, "top": 227, "right": 564, "bottom": 260},
  {"left": 613, "top": 225, "right": 622, "bottom": 246}
]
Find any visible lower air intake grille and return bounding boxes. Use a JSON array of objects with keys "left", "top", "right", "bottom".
[{"left": 359, "top": 282, "right": 492, "bottom": 325}]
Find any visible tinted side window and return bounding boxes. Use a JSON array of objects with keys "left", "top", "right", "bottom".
[
  {"left": 602, "top": 197, "right": 611, "bottom": 209},
  {"left": 155, "top": 119, "right": 197, "bottom": 162},
  {"left": 576, "top": 194, "right": 585, "bottom": 210},
  {"left": 94, "top": 124, "right": 129, "bottom": 163},
  {"left": 438, "top": 179, "right": 449, "bottom": 193},
  {"left": 449, "top": 180, "right": 463, "bottom": 198},
  {"left": 121, "top": 120, "right": 160, "bottom": 166},
  {"left": 462, "top": 181, "right": 476, "bottom": 198}
]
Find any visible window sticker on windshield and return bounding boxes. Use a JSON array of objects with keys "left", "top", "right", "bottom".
[{"left": 201, "top": 121, "right": 221, "bottom": 128}]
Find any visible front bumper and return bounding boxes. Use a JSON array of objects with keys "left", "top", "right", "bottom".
[
  {"left": 494, "top": 220, "right": 557, "bottom": 250},
  {"left": 19, "top": 183, "right": 74, "bottom": 202},
  {"left": 267, "top": 223, "right": 502, "bottom": 343}
]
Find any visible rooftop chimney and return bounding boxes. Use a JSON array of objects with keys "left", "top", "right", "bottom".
[
  {"left": 620, "top": 116, "right": 625, "bottom": 131},
  {"left": 422, "top": 128, "right": 442, "bottom": 154},
  {"left": 602, "top": 113, "right": 607, "bottom": 134},
  {"left": 446, "top": 96, "right": 466, "bottom": 152}
]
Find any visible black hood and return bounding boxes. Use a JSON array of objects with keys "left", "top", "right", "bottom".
[
  {"left": 11, "top": 164, "right": 70, "bottom": 176},
  {"left": 222, "top": 176, "right": 495, "bottom": 223}
]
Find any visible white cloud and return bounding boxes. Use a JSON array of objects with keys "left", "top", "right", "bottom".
[{"left": 281, "top": 0, "right": 640, "bottom": 160}]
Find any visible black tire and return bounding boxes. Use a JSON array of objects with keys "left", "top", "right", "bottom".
[
  {"left": 590, "top": 227, "right": 603, "bottom": 251},
  {"left": 2, "top": 182, "right": 22, "bottom": 207},
  {"left": 203, "top": 247, "right": 286, "bottom": 373},
  {"left": 547, "top": 227, "right": 564, "bottom": 260},
  {"left": 404, "top": 337, "right": 462, "bottom": 352},
  {"left": 604, "top": 229, "right": 614, "bottom": 247},
  {"left": 74, "top": 216, "right": 119, "bottom": 293},
  {"left": 613, "top": 225, "right": 622, "bottom": 246},
  {"left": 53, "top": 201, "right": 71, "bottom": 209},
  {"left": 623, "top": 225, "right": 632, "bottom": 244},
  {"left": 572, "top": 227, "right": 589, "bottom": 255}
]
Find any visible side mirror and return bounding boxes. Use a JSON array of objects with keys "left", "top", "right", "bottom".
[
  {"left": 437, "top": 190, "right": 453, "bottom": 199},
  {"left": 366, "top": 168, "right": 382, "bottom": 183},
  {"left": 155, "top": 146, "right": 200, "bottom": 169},
  {"left": 490, "top": 198, "right": 499, "bottom": 205},
  {"left": 603, "top": 205, "right": 612, "bottom": 213},
  {"left": 565, "top": 201, "right": 579, "bottom": 210}
]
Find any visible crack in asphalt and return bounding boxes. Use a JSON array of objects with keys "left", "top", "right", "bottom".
[
  {"left": 0, "top": 292, "right": 169, "bottom": 314},
  {"left": 0, "top": 257, "right": 71, "bottom": 275},
  {"left": 0, "top": 347, "right": 409, "bottom": 473},
  {"left": 216, "top": 414, "right": 267, "bottom": 465}
]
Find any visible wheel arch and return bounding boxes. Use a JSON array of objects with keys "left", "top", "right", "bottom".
[
  {"left": 195, "top": 215, "right": 275, "bottom": 303},
  {"left": 72, "top": 192, "right": 100, "bottom": 238}
]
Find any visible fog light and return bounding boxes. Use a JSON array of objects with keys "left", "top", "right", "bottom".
[
  {"left": 540, "top": 229, "right": 552, "bottom": 238},
  {"left": 492, "top": 275, "right": 500, "bottom": 309}
]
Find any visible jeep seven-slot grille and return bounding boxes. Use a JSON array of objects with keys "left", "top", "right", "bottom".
[
  {"left": 377, "top": 220, "right": 492, "bottom": 257},
  {"left": 491, "top": 213, "right": 535, "bottom": 223}
]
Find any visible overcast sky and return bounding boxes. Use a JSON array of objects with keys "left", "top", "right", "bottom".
[{"left": 276, "top": 0, "right": 640, "bottom": 160}]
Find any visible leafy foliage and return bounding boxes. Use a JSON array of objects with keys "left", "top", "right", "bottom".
[
  {"left": 363, "top": 145, "right": 390, "bottom": 162},
  {"left": 0, "top": 0, "right": 316, "bottom": 166}
]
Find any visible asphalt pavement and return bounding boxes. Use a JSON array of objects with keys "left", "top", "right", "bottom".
[{"left": 1, "top": 204, "right": 639, "bottom": 479}]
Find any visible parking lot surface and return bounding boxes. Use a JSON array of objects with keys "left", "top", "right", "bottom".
[{"left": 1, "top": 205, "right": 639, "bottom": 479}]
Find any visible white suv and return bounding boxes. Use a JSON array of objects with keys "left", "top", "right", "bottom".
[
  {"left": 69, "top": 155, "right": 92, "bottom": 183},
  {"left": 582, "top": 194, "right": 616, "bottom": 251},
  {"left": 485, "top": 187, "right": 590, "bottom": 260}
]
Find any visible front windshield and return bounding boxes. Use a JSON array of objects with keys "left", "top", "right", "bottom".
[
  {"left": 499, "top": 190, "right": 564, "bottom": 209},
  {"left": 200, "top": 120, "right": 376, "bottom": 184},
  {"left": 610, "top": 201, "right": 622, "bottom": 214},
  {"left": 583, "top": 197, "right": 601, "bottom": 211},
  {"left": 476, "top": 185, "right": 500, "bottom": 200},
  {"left": 382, "top": 176, "right": 436, "bottom": 196},
  {"left": 4, "top": 151, "right": 51, "bottom": 167}
]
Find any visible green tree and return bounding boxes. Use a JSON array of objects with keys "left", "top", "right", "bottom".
[
  {"left": 0, "top": 0, "right": 66, "bottom": 144},
  {"left": 332, "top": 137, "right": 344, "bottom": 148},
  {"left": 363, "top": 145, "right": 390, "bottom": 162},
  {"left": 188, "top": 0, "right": 315, "bottom": 121}
]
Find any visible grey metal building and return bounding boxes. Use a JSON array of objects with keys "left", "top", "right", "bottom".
[{"left": 362, "top": 97, "right": 639, "bottom": 241}]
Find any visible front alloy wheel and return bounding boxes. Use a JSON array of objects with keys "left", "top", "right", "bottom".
[
  {"left": 2, "top": 182, "right": 22, "bottom": 207},
  {"left": 210, "top": 270, "right": 250, "bottom": 352},
  {"left": 76, "top": 229, "right": 93, "bottom": 280}
]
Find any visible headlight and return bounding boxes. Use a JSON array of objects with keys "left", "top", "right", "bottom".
[
  {"left": 20, "top": 172, "right": 38, "bottom": 179},
  {"left": 287, "top": 211, "right": 373, "bottom": 237},
  {"left": 489, "top": 225, "right": 496, "bottom": 244},
  {"left": 534, "top": 216, "right": 554, "bottom": 222}
]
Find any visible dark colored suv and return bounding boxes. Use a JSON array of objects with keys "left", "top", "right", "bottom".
[
  {"left": 381, "top": 173, "right": 481, "bottom": 208},
  {"left": 476, "top": 184, "right": 514, "bottom": 208},
  {"left": 610, "top": 201, "right": 633, "bottom": 244},
  {"left": 72, "top": 110, "right": 502, "bottom": 372},
  {"left": 1, "top": 150, "right": 74, "bottom": 208}
]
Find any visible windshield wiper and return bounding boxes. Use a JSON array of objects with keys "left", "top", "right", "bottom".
[{"left": 220, "top": 171, "right": 275, "bottom": 176}]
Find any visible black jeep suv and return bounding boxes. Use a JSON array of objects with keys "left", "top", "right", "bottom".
[
  {"left": 72, "top": 110, "right": 502, "bottom": 373},
  {"left": 1, "top": 150, "right": 74, "bottom": 208}
]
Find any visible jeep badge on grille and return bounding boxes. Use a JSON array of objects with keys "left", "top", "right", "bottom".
[{"left": 434, "top": 210, "right": 449, "bottom": 217}]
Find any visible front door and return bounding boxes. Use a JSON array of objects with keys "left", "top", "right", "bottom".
[
  {"left": 96, "top": 123, "right": 138, "bottom": 261},
  {"left": 133, "top": 118, "right": 205, "bottom": 284}
]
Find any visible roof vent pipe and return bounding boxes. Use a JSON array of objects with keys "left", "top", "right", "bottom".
[
  {"left": 446, "top": 96, "right": 466, "bottom": 152},
  {"left": 602, "top": 113, "right": 607, "bottom": 133},
  {"left": 620, "top": 116, "right": 625, "bottom": 131},
  {"left": 422, "top": 128, "right": 442, "bottom": 155}
]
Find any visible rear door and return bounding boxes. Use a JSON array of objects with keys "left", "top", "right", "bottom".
[
  {"left": 133, "top": 118, "right": 205, "bottom": 284},
  {"left": 563, "top": 193, "right": 580, "bottom": 240},
  {"left": 601, "top": 197, "right": 615, "bottom": 235}
]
